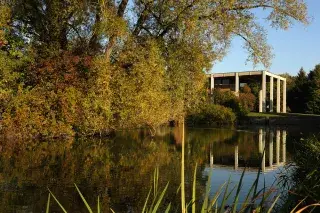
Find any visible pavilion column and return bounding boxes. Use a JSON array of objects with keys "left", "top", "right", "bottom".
[
  {"left": 235, "top": 72, "right": 239, "bottom": 97},
  {"left": 234, "top": 145, "right": 239, "bottom": 170},
  {"left": 277, "top": 78, "right": 281, "bottom": 113},
  {"left": 282, "top": 80, "right": 287, "bottom": 113},
  {"left": 270, "top": 76, "right": 274, "bottom": 112},
  {"left": 259, "top": 90, "right": 263, "bottom": 113},
  {"left": 262, "top": 71, "right": 267, "bottom": 112},
  {"left": 210, "top": 74, "right": 214, "bottom": 94}
]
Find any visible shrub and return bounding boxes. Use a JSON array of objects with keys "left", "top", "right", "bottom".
[
  {"left": 187, "top": 103, "right": 236, "bottom": 126},
  {"left": 110, "top": 39, "right": 171, "bottom": 133},
  {"left": 211, "top": 89, "right": 249, "bottom": 117},
  {"left": 239, "top": 85, "right": 256, "bottom": 112},
  {"left": 211, "top": 89, "right": 236, "bottom": 105},
  {"left": 1, "top": 52, "right": 113, "bottom": 138},
  {"left": 291, "top": 136, "right": 320, "bottom": 202},
  {"left": 279, "top": 135, "right": 320, "bottom": 212}
]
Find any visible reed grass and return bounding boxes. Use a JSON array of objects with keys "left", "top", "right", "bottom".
[
  {"left": 44, "top": 160, "right": 310, "bottom": 213},
  {"left": 181, "top": 120, "right": 186, "bottom": 213}
]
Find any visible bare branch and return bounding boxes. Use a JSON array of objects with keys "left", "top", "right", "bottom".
[
  {"left": 133, "top": 2, "right": 152, "bottom": 36},
  {"left": 158, "top": 1, "right": 196, "bottom": 37},
  {"left": 105, "top": 0, "right": 129, "bottom": 60}
]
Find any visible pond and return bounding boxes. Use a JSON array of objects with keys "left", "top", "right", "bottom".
[{"left": 0, "top": 126, "right": 317, "bottom": 212}]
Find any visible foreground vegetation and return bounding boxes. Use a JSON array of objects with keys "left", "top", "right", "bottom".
[
  {"left": 46, "top": 168, "right": 281, "bottom": 213},
  {"left": 278, "top": 134, "right": 320, "bottom": 212}
]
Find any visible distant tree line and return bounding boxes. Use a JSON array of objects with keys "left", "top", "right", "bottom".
[{"left": 286, "top": 65, "right": 320, "bottom": 114}]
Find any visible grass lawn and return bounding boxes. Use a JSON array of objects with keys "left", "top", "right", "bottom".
[
  {"left": 247, "top": 112, "right": 320, "bottom": 118},
  {"left": 247, "top": 112, "right": 282, "bottom": 117}
]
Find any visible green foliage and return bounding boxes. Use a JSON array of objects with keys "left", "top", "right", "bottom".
[
  {"left": 11, "top": 0, "right": 88, "bottom": 53},
  {"left": 281, "top": 73, "right": 296, "bottom": 91},
  {"left": 211, "top": 89, "right": 249, "bottom": 117},
  {"left": 279, "top": 135, "right": 320, "bottom": 212},
  {"left": 2, "top": 86, "right": 76, "bottom": 138},
  {"left": 164, "top": 39, "right": 210, "bottom": 120},
  {"left": 0, "top": 0, "right": 311, "bottom": 137},
  {"left": 46, "top": 170, "right": 170, "bottom": 213},
  {"left": 1, "top": 52, "right": 113, "bottom": 138},
  {"left": 7, "top": 0, "right": 309, "bottom": 65},
  {"left": 0, "top": 52, "right": 20, "bottom": 114},
  {"left": 0, "top": 4, "right": 10, "bottom": 44},
  {"left": 187, "top": 103, "right": 236, "bottom": 126},
  {"left": 292, "top": 136, "right": 320, "bottom": 202},
  {"left": 287, "top": 65, "right": 320, "bottom": 114},
  {"left": 240, "top": 85, "right": 256, "bottom": 112},
  {"left": 247, "top": 82, "right": 261, "bottom": 100},
  {"left": 110, "top": 39, "right": 171, "bottom": 133},
  {"left": 212, "top": 89, "right": 237, "bottom": 106},
  {"left": 306, "top": 65, "right": 320, "bottom": 114},
  {"left": 287, "top": 68, "right": 308, "bottom": 113}
]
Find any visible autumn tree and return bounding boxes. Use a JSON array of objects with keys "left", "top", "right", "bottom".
[
  {"left": 6, "top": 0, "right": 309, "bottom": 67},
  {"left": 110, "top": 39, "right": 171, "bottom": 134},
  {"left": 0, "top": 4, "right": 10, "bottom": 46},
  {"left": 0, "top": 0, "right": 310, "bottom": 137},
  {"left": 239, "top": 85, "right": 256, "bottom": 112}
]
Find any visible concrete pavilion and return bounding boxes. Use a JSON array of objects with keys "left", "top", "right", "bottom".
[{"left": 208, "top": 70, "right": 286, "bottom": 113}]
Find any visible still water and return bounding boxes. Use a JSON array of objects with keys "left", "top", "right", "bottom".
[{"left": 0, "top": 126, "right": 316, "bottom": 212}]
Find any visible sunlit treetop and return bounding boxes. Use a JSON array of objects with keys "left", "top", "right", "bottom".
[
  {"left": 0, "top": 5, "right": 10, "bottom": 46},
  {"left": 5, "top": 0, "right": 309, "bottom": 67}
]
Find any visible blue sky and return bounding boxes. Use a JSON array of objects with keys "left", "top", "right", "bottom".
[{"left": 212, "top": 0, "right": 320, "bottom": 76}]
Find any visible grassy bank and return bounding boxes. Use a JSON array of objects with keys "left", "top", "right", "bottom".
[
  {"left": 243, "top": 112, "right": 320, "bottom": 127},
  {"left": 247, "top": 112, "right": 320, "bottom": 118},
  {"left": 247, "top": 112, "right": 282, "bottom": 117}
]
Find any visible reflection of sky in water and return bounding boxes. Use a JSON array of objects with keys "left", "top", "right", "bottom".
[
  {"left": 202, "top": 167, "right": 281, "bottom": 208},
  {"left": 196, "top": 128, "right": 289, "bottom": 209}
]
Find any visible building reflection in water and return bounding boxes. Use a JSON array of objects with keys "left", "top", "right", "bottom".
[
  {"left": 269, "top": 131, "right": 274, "bottom": 167},
  {"left": 208, "top": 128, "right": 287, "bottom": 173}
]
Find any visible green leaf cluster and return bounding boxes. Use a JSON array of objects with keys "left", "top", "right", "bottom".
[{"left": 287, "top": 65, "right": 320, "bottom": 114}]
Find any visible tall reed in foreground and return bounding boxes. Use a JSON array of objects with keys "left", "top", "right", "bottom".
[
  {"left": 181, "top": 119, "right": 186, "bottom": 213},
  {"left": 44, "top": 159, "right": 308, "bottom": 212}
]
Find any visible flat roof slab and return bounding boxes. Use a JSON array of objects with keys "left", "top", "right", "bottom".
[{"left": 207, "top": 70, "right": 286, "bottom": 81}]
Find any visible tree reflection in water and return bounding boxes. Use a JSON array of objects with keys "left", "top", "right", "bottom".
[{"left": 0, "top": 127, "right": 294, "bottom": 212}]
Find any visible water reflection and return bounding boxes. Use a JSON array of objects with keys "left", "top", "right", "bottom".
[
  {"left": 0, "top": 127, "right": 293, "bottom": 212},
  {"left": 205, "top": 128, "right": 287, "bottom": 172},
  {"left": 197, "top": 128, "right": 290, "bottom": 208}
]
